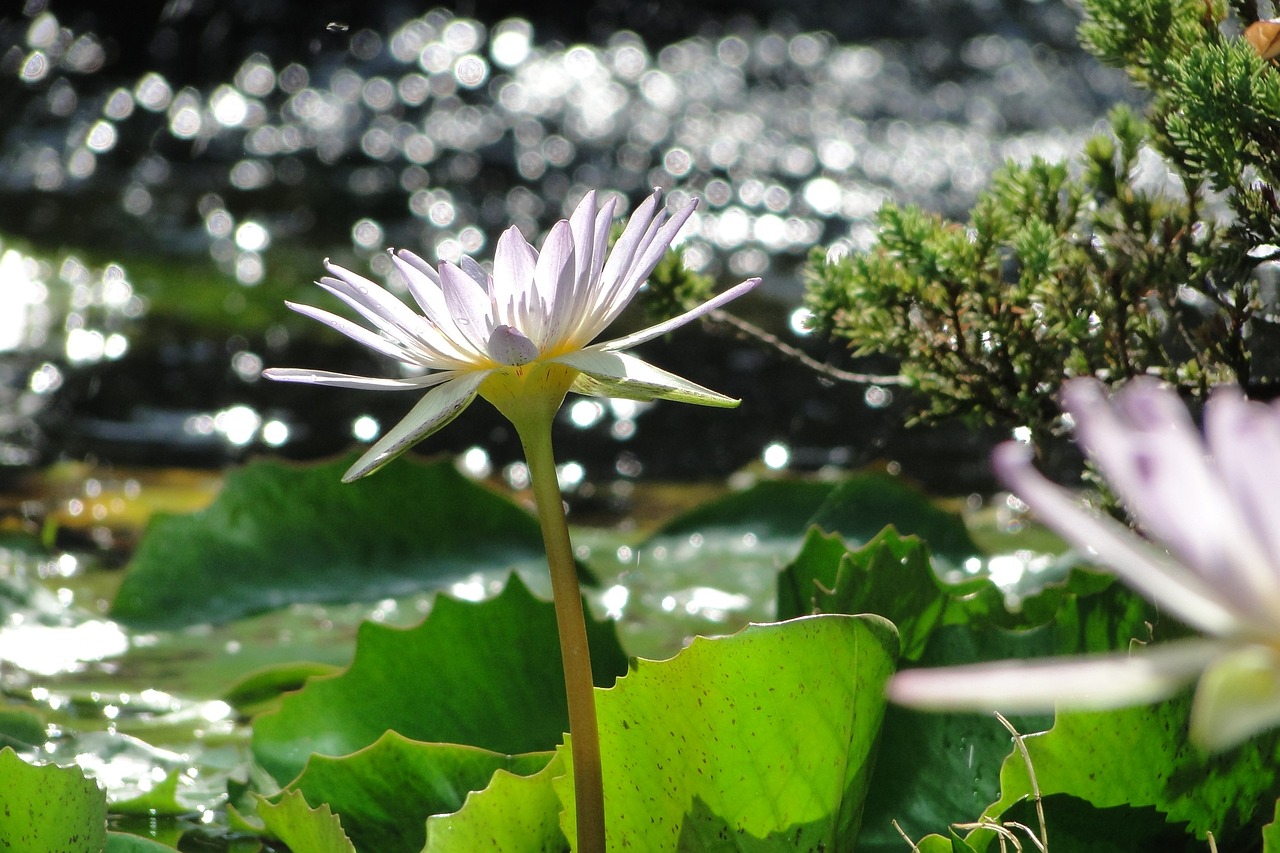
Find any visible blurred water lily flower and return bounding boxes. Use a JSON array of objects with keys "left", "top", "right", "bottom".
[
  {"left": 265, "top": 189, "right": 759, "bottom": 481},
  {"left": 889, "top": 377, "right": 1280, "bottom": 751}
]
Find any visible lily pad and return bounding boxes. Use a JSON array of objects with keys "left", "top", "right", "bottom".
[
  {"left": 110, "top": 770, "right": 188, "bottom": 817},
  {"left": 423, "top": 751, "right": 569, "bottom": 853},
  {"left": 279, "top": 733, "right": 551, "bottom": 853},
  {"left": 106, "top": 833, "right": 184, "bottom": 852},
  {"left": 0, "top": 747, "right": 107, "bottom": 852},
  {"left": 111, "top": 456, "right": 549, "bottom": 628},
  {"left": 557, "top": 614, "right": 900, "bottom": 850},
  {"left": 258, "top": 789, "right": 356, "bottom": 853},
  {"left": 777, "top": 527, "right": 948, "bottom": 659},
  {"left": 980, "top": 694, "right": 1280, "bottom": 849},
  {"left": 251, "top": 574, "right": 628, "bottom": 784}
]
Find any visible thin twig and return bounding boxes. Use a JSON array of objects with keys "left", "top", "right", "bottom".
[
  {"left": 892, "top": 819, "right": 923, "bottom": 852},
  {"left": 705, "top": 308, "right": 910, "bottom": 385},
  {"left": 997, "top": 712, "right": 1048, "bottom": 853}
]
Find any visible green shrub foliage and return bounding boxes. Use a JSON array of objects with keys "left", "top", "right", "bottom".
[{"left": 805, "top": 0, "right": 1280, "bottom": 440}]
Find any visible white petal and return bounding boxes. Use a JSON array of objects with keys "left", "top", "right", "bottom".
[
  {"left": 533, "top": 220, "right": 576, "bottom": 347},
  {"left": 438, "top": 261, "right": 493, "bottom": 355},
  {"left": 887, "top": 638, "right": 1225, "bottom": 713},
  {"left": 596, "top": 278, "right": 761, "bottom": 351},
  {"left": 492, "top": 225, "right": 538, "bottom": 322},
  {"left": 283, "top": 301, "right": 411, "bottom": 362},
  {"left": 343, "top": 372, "right": 486, "bottom": 481},
  {"left": 585, "top": 197, "right": 699, "bottom": 340},
  {"left": 598, "top": 190, "right": 661, "bottom": 291},
  {"left": 1190, "top": 643, "right": 1280, "bottom": 751},
  {"left": 993, "top": 442, "right": 1244, "bottom": 636},
  {"left": 555, "top": 350, "right": 739, "bottom": 407},
  {"left": 316, "top": 270, "right": 461, "bottom": 366},
  {"left": 263, "top": 368, "right": 453, "bottom": 391}
]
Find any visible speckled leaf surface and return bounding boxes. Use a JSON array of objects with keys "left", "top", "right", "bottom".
[
  {"left": 556, "top": 614, "right": 900, "bottom": 850},
  {"left": 0, "top": 746, "right": 106, "bottom": 852}
]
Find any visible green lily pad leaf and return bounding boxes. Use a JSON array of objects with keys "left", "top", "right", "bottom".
[
  {"left": 0, "top": 705, "right": 47, "bottom": 750},
  {"left": 278, "top": 732, "right": 551, "bottom": 853},
  {"left": 857, "top": 574, "right": 1159, "bottom": 850},
  {"left": 806, "top": 473, "right": 979, "bottom": 568},
  {"left": 993, "top": 795, "right": 1194, "bottom": 853},
  {"left": 106, "top": 832, "right": 182, "bottom": 852},
  {"left": 1262, "top": 798, "right": 1280, "bottom": 852},
  {"left": 252, "top": 574, "right": 628, "bottom": 784},
  {"left": 778, "top": 527, "right": 946, "bottom": 659},
  {"left": 556, "top": 614, "right": 899, "bottom": 850},
  {"left": 0, "top": 746, "right": 107, "bottom": 852},
  {"left": 224, "top": 661, "right": 343, "bottom": 716},
  {"left": 111, "top": 456, "right": 548, "bottom": 628},
  {"left": 110, "top": 770, "right": 187, "bottom": 817},
  {"left": 258, "top": 789, "right": 356, "bottom": 853},
  {"left": 423, "top": 750, "right": 568, "bottom": 853},
  {"left": 981, "top": 693, "right": 1280, "bottom": 849}
]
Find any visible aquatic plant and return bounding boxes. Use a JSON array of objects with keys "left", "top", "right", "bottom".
[{"left": 265, "top": 188, "right": 758, "bottom": 852}]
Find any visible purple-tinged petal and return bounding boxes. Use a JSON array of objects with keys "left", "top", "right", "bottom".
[
  {"left": 315, "top": 269, "right": 460, "bottom": 366},
  {"left": 993, "top": 442, "right": 1244, "bottom": 636},
  {"left": 556, "top": 350, "right": 739, "bottom": 407},
  {"left": 1205, "top": 389, "right": 1280, "bottom": 616},
  {"left": 595, "top": 278, "right": 760, "bottom": 352},
  {"left": 343, "top": 372, "right": 486, "bottom": 482},
  {"left": 487, "top": 324, "right": 539, "bottom": 366},
  {"left": 394, "top": 249, "right": 441, "bottom": 286},
  {"left": 581, "top": 196, "right": 699, "bottom": 338},
  {"left": 1063, "top": 378, "right": 1280, "bottom": 625},
  {"left": 887, "top": 637, "right": 1223, "bottom": 713},
  {"left": 263, "top": 368, "right": 453, "bottom": 391}
]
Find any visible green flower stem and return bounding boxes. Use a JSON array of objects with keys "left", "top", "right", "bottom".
[{"left": 513, "top": 409, "right": 606, "bottom": 853}]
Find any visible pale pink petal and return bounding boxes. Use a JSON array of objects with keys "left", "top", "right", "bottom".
[
  {"left": 1204, "top": 389, "right": 1280, "bottom": 614},
  {"left": 492, "top": 226, "right": 538, "bottom": 324},
  {"left": 532, "top": 220, "right": 577, "bottom": 347},
  {"left": 887, "top": 638, "right": 1224, "bottom": 713},
  {"left": 1064, "top": 379, "right": 1280, "bottom": 627},
  {"left": 993, "top": 442, "right": 1243, "bottom": 636}
]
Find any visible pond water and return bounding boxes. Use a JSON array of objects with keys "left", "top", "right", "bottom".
[{"left": 1, "top": 0, "right": 1132, "bottom": 492}]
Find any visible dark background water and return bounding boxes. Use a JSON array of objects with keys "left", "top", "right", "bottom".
[{"left": 0, "top": 0, "right": 1131, "bottom": 495}]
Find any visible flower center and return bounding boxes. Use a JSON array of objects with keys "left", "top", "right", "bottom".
[{"left": 486, "top": 324, "right": 540, "bottom": 366}]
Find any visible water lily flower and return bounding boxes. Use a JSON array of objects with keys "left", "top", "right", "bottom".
[
  {"left": 889, "top": 377, "right": 1280, "bottom": 751},
  {"left": 265, "top": 188, "right": 758, "bottom": 853},
  {"left": 264, "top": 188, "right": 760, "bottom": 481}
]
